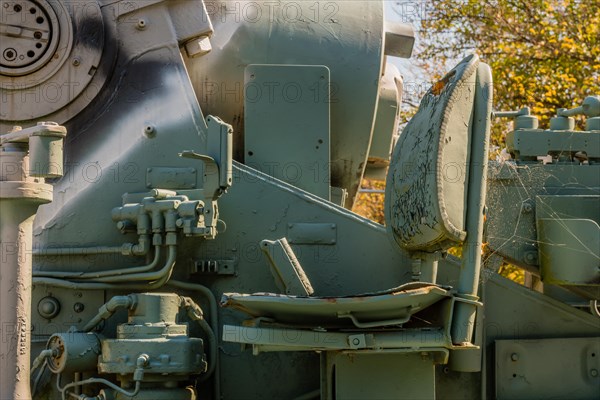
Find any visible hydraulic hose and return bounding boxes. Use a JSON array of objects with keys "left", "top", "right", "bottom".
[
  {"left": 168, "top": 281, "right": 220, "bottom": 400},
  {"left": 82, "top": 295, "right": 136, "bottom": 332},
  {"left": 180, "top": 297, "right": 217, "bottom": 381}
]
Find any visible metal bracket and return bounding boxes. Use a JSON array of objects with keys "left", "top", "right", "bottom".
[
  {"left": 192, "top": 259, "right": 236, "bottom": 276},
  {"left": 287, "top": 223, "right": 337, "bottom": 245},
  {"left": 260, "top": 238, "right": 314, "bottom": 296},
  {"left": 179, "top": 115, "right": 233, "bottom": 238},
  {"left": 222, "top": 324, "right": 453, "bottom": 356}
]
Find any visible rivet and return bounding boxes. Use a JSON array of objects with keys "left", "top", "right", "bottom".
[
  {"left": 38, "top": 297, "right": 61, "bottom": 319},
  {"left": 511, "top": 353, "right": 519, "bottom": 361},
  {"left": 524, "top": 251, "right": 537, "bottom": 265},
  {"left": 144, "top": 125, "right": 156, "bottom": 138},
  {"left": 591, "top": 369, "right": 598, "bottom": 377}
]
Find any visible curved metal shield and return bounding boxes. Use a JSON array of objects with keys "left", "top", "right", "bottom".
[{"left": 385, "top": 54, "right": 481, "bottom": 252}]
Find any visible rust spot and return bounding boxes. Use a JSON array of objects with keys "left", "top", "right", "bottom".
[
  {"left": 230, "top": 304, "right": 260, "bottom": 317},
  {"left": 431, "top": 80, "right": 445, "bottom": 96},
  {"left": 481, "top": 242, "right": 489, "bottom": 255},
  {"left": 367, "top": 157, "right": 390, "bottom": 168},
  {"left": 431, "top": 70, "right": 457, "bottom": 96}
]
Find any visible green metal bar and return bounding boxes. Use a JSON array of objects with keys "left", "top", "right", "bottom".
[
  {"left": 451, "top": 63, "right": 493, "bottom": 345},
  {"left": 222, "top": 325, "right": 451, "bottom": 352}
]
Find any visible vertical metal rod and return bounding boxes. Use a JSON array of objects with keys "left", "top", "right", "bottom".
[
  {"left": 451, "top": 63, "right": 493, "bottom": 344},
  {"left": 0, "top": 148, "right": 52, "bottom": 399},
  {"left": 411, "top": 258, "right": 421, "bottom": 281},
  {"left": 420, "top": 252, "right": 439, "bottom": 284},
  {"left": 74, "top": 373, "right": 81, "bottom": 396}
]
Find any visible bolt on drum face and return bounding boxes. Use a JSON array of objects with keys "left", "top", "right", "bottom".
[
  {"left": 0, "top": 0, "right": 106, "bottom": 129},
  {"left": 1, "top": 0, "right": 59, "bottom": 76}
]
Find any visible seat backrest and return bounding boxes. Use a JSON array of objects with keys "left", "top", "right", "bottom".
[{"left": 385, "top": 54, "right": 492, "bottom": 252}]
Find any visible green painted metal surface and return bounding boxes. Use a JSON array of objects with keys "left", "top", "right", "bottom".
[
  {"left": 244, "top": 64, "right": 331, "bottom": 200},
  {"left": 495, "top": 337, "right": 600, "bottom": 399},
  {"left": 0, "top": 1, "right": 598, "bottom": 399},
  {"left": 328, "top": 352, "right": 437, "bottom": 400}
]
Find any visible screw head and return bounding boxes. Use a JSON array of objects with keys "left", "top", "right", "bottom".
[
  {"left": 511, "top": 353, "right": 519, "bottom": 361},
  {"left": 73, "top": 302, "right": 85, "bottom": 313}
]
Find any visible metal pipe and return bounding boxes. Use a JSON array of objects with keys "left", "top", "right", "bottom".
[
  {"left": 33, "top": 234, "right": 152, "bottom": 257},
  {"left": 73, "top": 373, "right": 81, "bottom": 396},
  {"left": 32, "top": 246, "right": 177, "bottom": 290},
  {"left": 82, "top": 295, "right": 137, "bottom": 332},
  {"left": 34, "top": 245, "right": 162, "bottom": 279},
  {"left": 34, "top": 246, "right": 124, "bottom": 256},
  {"left": 31, "top": 349, "right": 55, "bottom": 371},
  {"left": 90, "top": 245, "right": 176, "bottom": 283},
  {"left": 451, "top": 63, "right": 493, "bottom": 344},
  {"left": 60, "top": 378, "right": 141, "bottom": 400},
  {"left": 31, "top": 360, "right": 48, "bottom": 397},
  {"left": 58, "top": 355, "right": 146, "bottom": 399},
  {"left": 1, "top": 146, "right": 53, "bottom": 400}
]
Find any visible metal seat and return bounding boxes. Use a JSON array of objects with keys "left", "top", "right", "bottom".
[{"left": 221, "top": 282, "right": 452, "bottom": 329}]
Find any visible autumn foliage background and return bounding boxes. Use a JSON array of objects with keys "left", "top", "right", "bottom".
[{"left": 352, "top": 0, "right": 599, "bottom": 283}]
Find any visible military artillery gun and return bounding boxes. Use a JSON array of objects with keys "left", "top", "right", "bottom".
[{"left": 1, "top": 1, "right": 598, "bottom": 399}]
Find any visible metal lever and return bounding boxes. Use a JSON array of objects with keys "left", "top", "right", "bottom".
[{"left": 494, "top": 107, "right": 539, "bottom": 129}]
